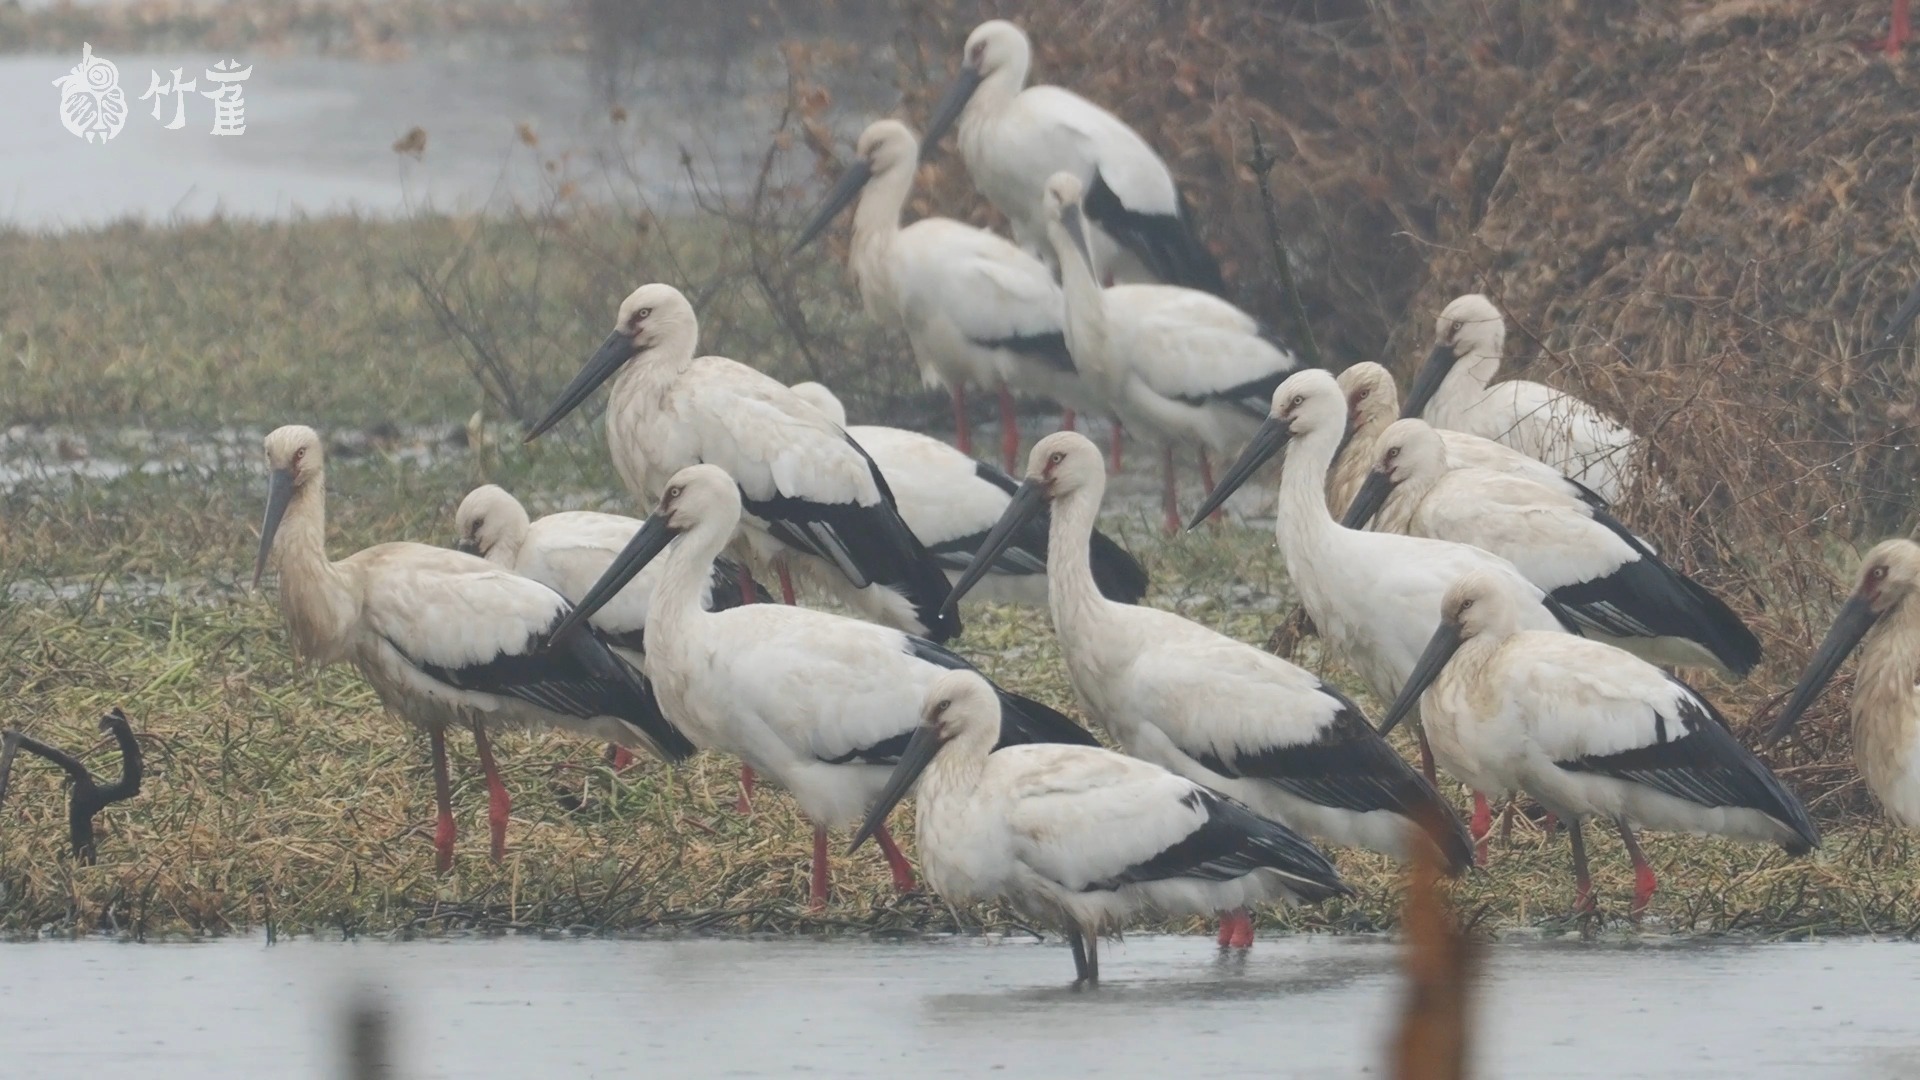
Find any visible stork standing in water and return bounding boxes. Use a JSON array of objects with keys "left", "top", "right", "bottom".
[
  {"left": 943, "top": 431, "right": 1472, "bottom": 946},
  {"left": 549, "top": 464, "right": 1098, "bottom": 911},
  {"left": 921, "top": 20, "right": 1224, "bottom": 294},
  {"left": 524, "top": 283, "right": 958, "bottom": 643},
  {"left": 1329, "top": 361, "right": 1604, "bottom": 520},
  {"left": 1041, "top": 173, "right": 1301, "bottom": 534},
  {"left": 454, "top": 484, "right": 768, "bottom": 790},
  {"left": 1767, "top": 539, "right": 1920, "bottom": 827},
  {"left": 1185, "top": 370, "right": 1578, "bottom": 861},
  {"left": 853, "top": 670, "right": 1350, "bottom": 985},
  {"left": 790, "top": 120, "right": 1102, "bottom": 471},
  {"left": 1379, "top": 571, "right": 1818, "bottom": 914},
  {"left": 787, "top": 381, "right": 1146, "bottom": 608},
  {"left": 1342, "top": 418, "right": 1761, "bottom": 679},
  {"left": 252, "top": 426, "right": 695, "bottom": 872},
  {"left": 1402, "top": 295, "right": 1641, "bottom": 504}
]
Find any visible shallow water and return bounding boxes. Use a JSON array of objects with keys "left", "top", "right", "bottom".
[{"left": 2, "top": 934, "right": 1915, "bottom": 1078}]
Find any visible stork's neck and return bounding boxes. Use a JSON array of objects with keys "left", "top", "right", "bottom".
[
  {"left": 1051, "top": 227, "right": 1113, "bottom": 390},
  {"left": 488, "top": 532, "right": 525, "bottom": 571},
  {"left": 916, "top": 722, "right": 995, "bottom": 818},
  {"left": 1434, "top": 348, "right": 1502, "bottom": 416},
  {"left": 1275, "top": 425, "right": 1345, "bottom": 564},
  {"left": 270, "top": 477, "right": 358, "bottom": 663},
  {"left": 1382, "top": 469, "right": 1439, "bottom": 533},
  {"left": 1327, "top": 422, "right": 1380, "bottom": 518},
  {"left": 849, "top": 161, "right": 911, "bottom": 321},
  {"left": 649, "top": 513, "right": 735, "bottom": 641},
  {"left": 1045, "top": 481, "right": 1110, "bottom": 641}
]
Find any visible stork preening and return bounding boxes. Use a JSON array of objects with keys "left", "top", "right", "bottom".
[
  {"left": 852, "top": 670, "right": 1350, "bottom": 984},
  {"left": 455, "top": 484, "right": 769, "bottom": 784},
  {"left": 1404, "top": 295, "right": 1641, "bottom": 504},
  {"left": 549, "top": 463, "right": 1099, "bottom": 910},
  {"left": 1341, "top": 418, "right": 1761, "bottom": 679},
  {"left": 252, "top": 426, "right": 695, "bottom": 872},
  {"left": 1042, "top": 173, "right": 1302, "bottom": 533},
  {"left": 943, "top": 431, "right": 1470, "bottom": 945},
  {"left": 788, "top": 382, "right": 1146, "bottom": 608},
  {"left": 790, "top": 120, "right": 1099, "bottom": 471},
  {"left": 1767, "top": 539, "right": 1920, "bottom": 827},
  {"left": 1329, "top": 361, "right": 1604, "bottom": 520},
  {"left": 1380, "top": 571, "right": 1818, "bottom": 914},
  {"left": 1184, "top": 370, "right": 1577, "bottom": 858},
  {"left": 523, "top": 283, "right": 960, "bottom": 642},
  {"left": 921, "top": 20, "right": 1224, "bottom": 294}
]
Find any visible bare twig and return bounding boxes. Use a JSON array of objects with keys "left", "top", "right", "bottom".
[{"left": 1246, "top": 122, "right": 1325, "bottom": 369}]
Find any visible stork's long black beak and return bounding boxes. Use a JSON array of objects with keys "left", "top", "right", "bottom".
[
  {"left": 1378, "top": 619, "right": 1464, "bottom": 736},
  {"left": 791, "top": 159, "right": 874, "bottom": 254},
  {"left": 1765, "top": 592, "right": 1880, "bottom": 744},
  {"left": 525, "top": 330, "right": 635, "bottom": 442},
  {"left": 1400, "top": 342, "right": 1457, "bottom": 419},
  {"left": 849, "top": 721, "right": 942, "bottom": 853},
  {"left": 252, "top": 467, "right": 294, "bottom": 590},
  {"left": 1341, "top": 469, "right": 1394, "bottom": 530},
  {"left": 921, "top": 66, "right": 984, "bottom": 152},
  {"left": 1185, "top": 417, "right": 1291, "bottom": 529},
  {"left": 551, "top": 513, "right": 675, "bottom": 639},
  {"left": 454, "top": 537, "right": 482, "bottom": 557},
  {"left": 943, "top": 478, "right": 1048, "bottom": 612}
]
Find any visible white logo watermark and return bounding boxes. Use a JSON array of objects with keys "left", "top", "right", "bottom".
[{"left": 55, "top": 43, "right": 252, "bottom": 143}]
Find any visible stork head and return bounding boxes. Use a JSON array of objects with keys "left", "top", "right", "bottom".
[
  {"left": 1405, "top": 294, "right": 1505, "bottom": 419},
  {"left": 787, "top": 381, "right": 848, "bottom": 428},
  {"left": 941, "top": 431, "right": 1098, "bottom": 613},
  {"left": 1041, "top": 171, "right": 1093, "bottom": 269},
  {"left": 1336, "top": 361, "right": 1399, "bottom": 436},
  {"left": 1185, "top": 369, "right": 1345, "bottom": 529},
  {"left": 525, "top": 283, "right": 696, "bottom": 441},
  {"left": 549, "top": 464, "right": 742, "bottom": 640},
  {"left": 791, "top": 120, "right": 920, "bottom": 253},
  {"left": 923, "top": 20, "right": 1032, "bottom": 149},
  {"left": 1768, "top": 538, "right": 1920, "bottom": 744},
  {"left": 1341, "top": 418, "right": 1447, "bottom": 529},
  {"left": 454, "top": 484, "right": 530, "bottom": 562},
  {"left": 1377, "top": 569, "right": 1518, "bottom": 736},
  {"left": 851, "top": 669, "right": 1001, "bottom": 854},
  {"left": 253, "top": 425, "right": 325, "bottom": 589}
]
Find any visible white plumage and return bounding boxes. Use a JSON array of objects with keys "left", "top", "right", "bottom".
[
  {"left": 788, "top": 381, "right": 1147, "bottom": 608},
  {"left": 922, "top": 20, "right": 1224, "bottom": 293},
  {"left": 852, "top": 669, "right": 1349, "bottom": 984},
  {"left": 1403, "top": 294, "right": 1641, "bottom": 503},
  {"left": 1379, "top": 570, "right": 1818, "bottom": 914},
  {"left": 1041, "top": 172, "right": 1301, "bottom": 533},
  {"left": 548, "top": 463, "right": 1099, "bottom": 910},
  {"left": 252, "top": 426, "right": 694, "bottom": 872},
  {"left": 523, "top": 282, "right": 958, "bottom": 641},
  {"left": 1342, "top": 418, "right": 1760, "bottom": 678}
]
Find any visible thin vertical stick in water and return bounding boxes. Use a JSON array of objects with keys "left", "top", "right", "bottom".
[
  {"left": 1391, "top": 805, "right": 1476, "bottom": 1079},
  {"left": 1246, "top": 122, "right": 1324, "bottom": 371}
]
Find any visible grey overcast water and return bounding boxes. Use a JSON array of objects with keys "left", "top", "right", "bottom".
[{"left": 1, "top": 935, "right": 1917, "bottom": 1078}]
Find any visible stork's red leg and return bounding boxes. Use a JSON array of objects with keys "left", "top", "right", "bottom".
[
  {"left": 1216, "top": 909, "right": 1253, "bottom": 949},
  {"left": 1568, "top": 818, "right": 1596, "bottom": 915},
  {"left": 873, "top": 823, "right": 917, "bottom": 893},
  {"left": 809, "top": 825, "right": 831, "bottom": 912},
  {"left": 734, "top": 763, "right": 756, "bottom": 814},
  {"left": 472, "top": 721, "right": 509, "bottom": 863},
  {"left": 1617, "top": 818, "right": 1656, "bottom": 916},
  {"left": 605, "top": 744, "right": 635, "bottom": 772},
  {"left": 1216, "top": 917, "right": 1234, "bottom": 947},
  {"left": 1110, "top": 421, "right": 1124, "bottom": 474},
  {"left": 1060, "top": 408, "right": 1077, "bottom": 432},
  {"left": 1470, "top": 792, "right": 1492, "bottom": 867},
  {"left": 1198, "top": 449, "right": 1224, "bottom": 526},
  {"left": 776, "top": 559, "right": 797, "bottom": 606},
  {"left": 1161, "top": 443, "right": 1180, "bottom": 535},
  {"left": 998, "top": 385, "right": 1021, "bottom": 472},
  {"left": 429, "top": 726, "right": 455, "bottom": 873},
  {"left": 738, "top": 569, "right": 757, "bottom": 606},
  {"left": 1499, "top": 798, "right": 1516, "bottom": 847},
  {"left": 952, "top": 385, "right": 972, "bottom": 455}
]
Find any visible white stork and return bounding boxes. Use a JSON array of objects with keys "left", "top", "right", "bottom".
[
  {"left": 454, "top": 483, "right": 769, "bottom": 793},
  {"left": 1379, "top": 570, "right": 1818, "bottom": 914},
  {"left": 852, "top": 669, "right": 1350, "bottom": 984},
  {"left": 921, "top": 19, "right": 1224, "bottom": 294},
  {"left": 941, "top": 430, "right": 1471, "bottom": 944},
  {"left": 1041, "top": 173, "right": 1302, "bottom": 533},
  {"left": 251, "top": 426, "right": 695, "bottom": 872},
  {"left": 787, "top": 381, "right": 1147, "bottom": 608},
  {"left": 1330, "top": 361, "right": 1604, "bottom": 520},
  {"left": 1342, "top": 418, "right": 1761, "bottom": 679},
  {"left": 547, "top": 463, "right": 1099, "bottom": 911},
  {"left": 790, "top": 119, "right": 1101, "bottom": 471},
  {"left": 1403, "top": 294, "right": 1641, "bottom": 503},
  {"left": 1184, "top": 369, "right": 1578, "bottom": 860},
  {"left": 1766, "top": 538, "right": 1920, "bottom": 828},
  {"left": 523, "top": 282, "right": 960, "bottom": 642}
]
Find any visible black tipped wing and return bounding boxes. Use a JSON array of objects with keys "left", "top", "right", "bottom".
[
  {"left": 1557, "top": 686, "right": 1818, "bottom": 854},
  {"left": 1088, "top": 788, "right": 1349, "bottom": 903},
  {"left": 1088, "top": 528, "right": 1149, "bottom": 605},
  {"left": 945, "top": 462, "right": 1147, "bottom": 602},
  {"left": 743, "top": 436, "right": 961, "bottom": 642},
  {"left": 905, "top": 637, "right": 1098, "bottom": 749},
  {"left": 1193, "top": 693, "right": 1474, "bottom": 874},
  {"left": 710, "top": 556, "right": 773, "bottom": 610},
  {"left": 1170, "top": 370, "right": 1292, "bottom": 418},
  {"left": 972, "top": 330, "right": 1075, "bottom": 373},
  {"left": 1083, "top": 170, "right": 1226, "bottom": 296}
]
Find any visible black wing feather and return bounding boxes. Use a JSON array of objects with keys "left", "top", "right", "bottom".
[
  {"left": 1087, "top": 788, "right": 1349, "bottom": 902},
  {"left": 972, "top": 331, "right": 1075, "bottom": 373},
  {"left": 905, "top": 637, "right": 1098, "bottom": 749},
  {"left": 945, "top": 463, "right": 1147, "bottom": 602},
  {"left": 1082, "top": 170, "right": 1226, "bottom": 296}
]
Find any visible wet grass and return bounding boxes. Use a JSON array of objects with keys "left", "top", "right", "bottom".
[{"left": 3, "top": 440, "right": 1917, "bottom": 941}]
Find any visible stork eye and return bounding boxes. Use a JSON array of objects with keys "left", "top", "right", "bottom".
[
  {"left": 969, "top": 43, "right": 986, "bottom": 64},
  {"left": 934, "top": 699, "right": 952, "bottom": 715},
  {"left": 1049, "top": 451, "right": 1066, "bottom": 465},
  {"left": 1450, "top": 320, "right": 1465, "bottom": 336},
  {"left": 291, "top": 447, "right": 307, "bottom": 466},
  {"left": 665, "top": 485, "right": 683, "bottom": 501},
  {"left": 1290, "top": 394, "right": 1306, "bottom": 409},
  {"left": 1356, "top": 389, "right": 1371, "bottom": 400},
  {"left": 1385, "top": 447, "right": 1400, "bottom": 460},
  {"left": 1870, "top": 565, "right": 1889, "bottom": 581},
  {"left": 1459, "top": 599, "right": 1475, "bottom": 611},
  {"left": 636, "top": 307, "right": 652, "bottom": 320}
]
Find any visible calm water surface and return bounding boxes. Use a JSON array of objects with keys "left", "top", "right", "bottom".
[{"left": 1, "top": 934, "right": 1915, "bottom": 1078}]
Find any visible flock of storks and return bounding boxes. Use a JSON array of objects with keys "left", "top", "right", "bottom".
[{"left": 209, "top": 19, "right": 1920, "bottom": 985}]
